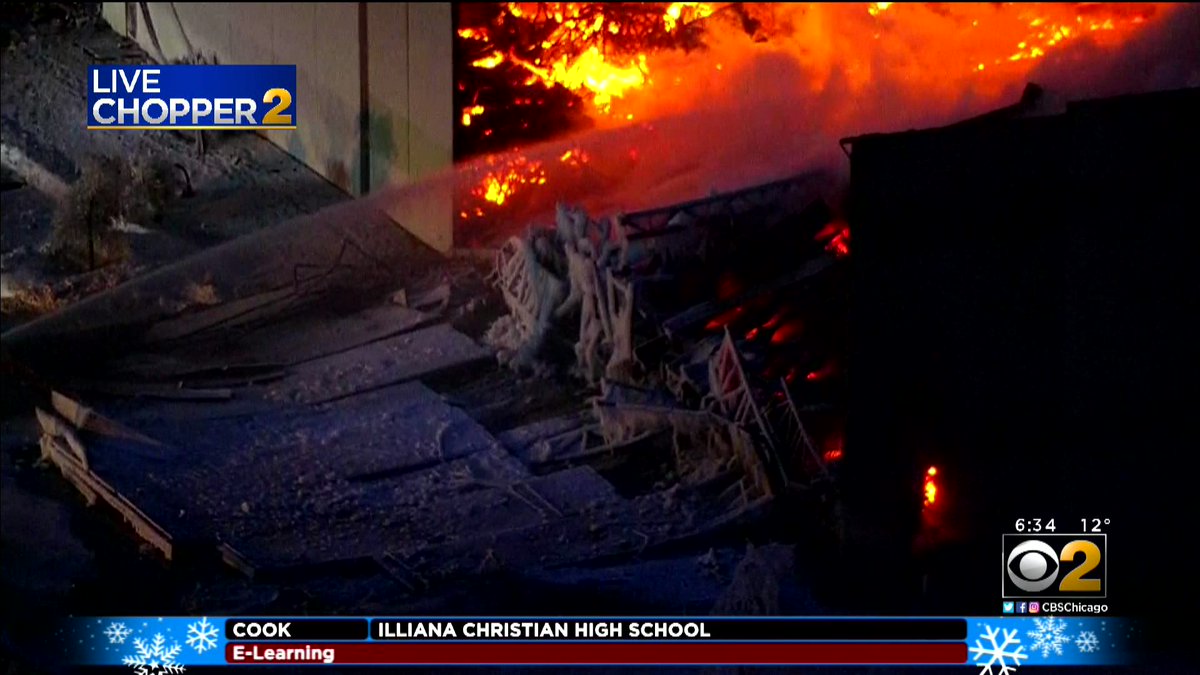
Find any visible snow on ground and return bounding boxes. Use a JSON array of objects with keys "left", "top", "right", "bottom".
[{"left": 0, "top": 13, "right": 348, "bottom": 330}]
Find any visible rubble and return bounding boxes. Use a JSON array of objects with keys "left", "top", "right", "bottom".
[
  {"left": 486, "top": 173, "right": 846, "bottom": 500},
  {"left": 9, "top": 162, "right": 848, "bottom": 616}
]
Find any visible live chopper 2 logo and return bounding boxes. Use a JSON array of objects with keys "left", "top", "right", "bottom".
[
  {"left": 1002, "top": 533, "right": 1107, "bottom": 598},
  {"left": 88, "top": 64, "right": 296, "bottom": 130}
]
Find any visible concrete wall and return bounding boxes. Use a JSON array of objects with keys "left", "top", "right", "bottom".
[{"left": 101, "top": 2, "right": 454, "bottom": 251}]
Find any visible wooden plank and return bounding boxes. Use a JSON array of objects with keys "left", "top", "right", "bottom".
[
  {"left": 266, "top": 323, "right": 492, "bottom": 405},
  {"left": 50, "top": 390, "right": 165, "bottom": 446},
  {"left": 35, "top": 407, "right": 89, "bottom": 468},
  {"left": 143, "top": 287, "right": 298, "bottom": 343},
  {"left": 70, "top": 381, "right": 234, "bottom": 401},
  {"left": 39, "top": 435, "right": 174, "bottom": 560}
]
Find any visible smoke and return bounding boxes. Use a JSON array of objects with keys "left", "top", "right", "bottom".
[
  {"left": 372, "top": 3, "right": 1197, "bottom": 247},
  {"left": 1026, "top": 3, "right": 1200, "bottom": 101}
]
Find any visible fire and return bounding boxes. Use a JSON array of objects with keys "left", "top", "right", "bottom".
[
  {"left": 769, "top": 318, "right": 805, "bottom": 345},
  {"left": 664, "top": 2, "right": 716, "bottom": 32},
  {"left": 460, "top": 2, "right": 1167, "bottom": 125},
  {"left": 472, "top": 154, "right": 547, "bottom": 208},
  {"left": 461, "top": 104, "right": 486, "bottom": 127},
  {"left": 455, "top": 2, "right": 1171, "bottom": 227},
  {"left": 471, "top": 53, "right": 505, "bottom": 69},
  {"left": 867, "top": 2, "right": 892, "bottom": 18},
  {"left": 508, "top": 48, "right": 648, "bottom": 114},
  {"left": 817, "top": 221, "right": 852, "bottom": 258},
  {"left": 458, "top": 3, "right": 716, "bottom": 119},
  {"left": 704, "top": 305, "right": 745, "bottom": 332},
  {"left": 805, "top": 362, "right": 838, "bottom": 382},
  {"left": 923, "top": 466, "right": 939, "bottom": 507}
]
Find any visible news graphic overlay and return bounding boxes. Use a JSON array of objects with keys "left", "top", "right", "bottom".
[
  {"left": 61, "top": 615, "right": 1141, "bottom": 670},
  {"left": 1003, "top": 518, "right": 1108, "bottom": 605},
  {"left": 88, "top": 65, "right": 296, "bottom": 130},
  {"left": 968, "top": 617, "right": 1135, "bottom": 672},
  {"left": 63, "top": 617, "right": 969, "bottom": 667}
]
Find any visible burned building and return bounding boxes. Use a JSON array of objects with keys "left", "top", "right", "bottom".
[
  {"left": 842, "top": 85, "right": 1200, "bottom": 615},
  {"left": 4, "top": 3, "right": 1199, "bottom": 670}
]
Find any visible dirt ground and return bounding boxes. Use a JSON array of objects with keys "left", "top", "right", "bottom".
[{"left": 0, "top": 6, "right": 348, "bottom": 331}]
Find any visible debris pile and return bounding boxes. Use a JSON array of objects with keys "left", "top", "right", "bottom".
[
  {"left": 47, "top": 154, "right": 189, "bottom": 271},
  {"left": 486, "top": 174, "right": 849, "bottom": 500}
]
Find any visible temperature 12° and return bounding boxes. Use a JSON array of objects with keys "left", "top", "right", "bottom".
[{"left": 1082, "top": 518, "right": 1111, "bottom": 532}]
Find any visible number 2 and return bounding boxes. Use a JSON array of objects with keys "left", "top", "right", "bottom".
[
  {"left": 1058, "top": 540, "right": 1102, "bottom": 592},
  {"left": 263, "top": 88, "right": 293, "bottom": 125}
]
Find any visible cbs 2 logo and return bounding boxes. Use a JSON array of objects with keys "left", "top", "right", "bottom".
[{"left": 1004, "top": 535, "right": 1105, "bottom": 596}]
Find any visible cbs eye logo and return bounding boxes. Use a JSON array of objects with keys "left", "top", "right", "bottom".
[{"left": 1002, "top": 534, "right": 1106, "bottom": 598}]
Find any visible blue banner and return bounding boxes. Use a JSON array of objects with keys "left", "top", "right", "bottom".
[
  {"left": 61, "top": 616, "right": 1137, "bottom": 668},
  {"left": 87, "top": 64, "right": 297, "bottom": 130}
]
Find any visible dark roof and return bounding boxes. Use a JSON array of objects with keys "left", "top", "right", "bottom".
[{"left": 839, "top": 84, "right": 1200, "bottom": 150}]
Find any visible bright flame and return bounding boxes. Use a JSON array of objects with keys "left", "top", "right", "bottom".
[
  {"left": 664, "top": 2, "right": 716, "bottom": 32},
  {"left": 459, "top": 2, "right": 716, "bottom": 119},
  {"left": 471, "top": 155, "right": 547, "bottom": 208},
  {"left": 461, "top": 104, "right": 486, "bottom": 127},
  {"left": 511, "top": 48, "right": 648, "bottom": 113},
  {"left": 923, "top": 466, "right": 939, "bottom": 507},
  {"left": 455, "top": 2, "right": 1171, "bottom": 226},
  {"left": 472, "top": 52, "right": 506, "bottom": 69}
]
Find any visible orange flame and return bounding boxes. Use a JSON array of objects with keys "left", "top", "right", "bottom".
[
  {"left": 923, "top": 466, "right": 939, "bottom": 507},
  {"left": 456, "top": 3, "right": 1168, "bottom": 225},
  {"left": 460, "top": 3, "right": 718, "bottom": 118}
]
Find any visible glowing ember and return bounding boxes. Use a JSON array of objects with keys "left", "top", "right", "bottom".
[
  {"left": 816, "top": 221, "right": 851, "bottom": 258},
  {"left": 823, "top": 448, "right": 844, "bottom": 462},
  {"left": 924, "top": 466, "right": 939, "bottom": 507},
  {"left": 472, "top": 154, "right": 547, "bottom": 208},
  {"left": 461, "top": 104, "right": 486, "bottom": 127},
  {"left": 805, "top": 362, "right": 838, "bottom": 382},
  {"left": 472, "top": 52, "right": 505, "bottom": 69},
  {"left": 705, "top": 305, "right": 745, "bottom": 332},
  {"left": 770, "top": 318, "right": 805, "bottom": 345}
]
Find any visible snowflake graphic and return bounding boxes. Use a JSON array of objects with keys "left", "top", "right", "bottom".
[
  {"left": 122, "top": 633, "right": 185, "bottom": 674},
  {"left": 1027, "top": 617, "right": 1072, "bottom": 658},
  {"left": 105, "top": 622, "right": 133, "bottom": 644},
  {"left": 1075, "top": 630, "right": 1100, "bottom": 653},
  {"left": 970, "top": 624, "right": 1028, "bottom": 675},
  {"left": 185, "top": 618, "right": 218, "bottom": 654}
]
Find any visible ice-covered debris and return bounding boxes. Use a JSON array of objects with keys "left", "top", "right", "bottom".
[
  {"left": 711, "top": 543, "right": 796, "bottom": 615},
  {"left": 489, "top": 202, "right": 640, "bottom": 382},
  {"left": 395, "top": 282, "right": 451, "bottom": 314},
  {"left": 109, "top": 216, "right": 153, "bottom": 234}
]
